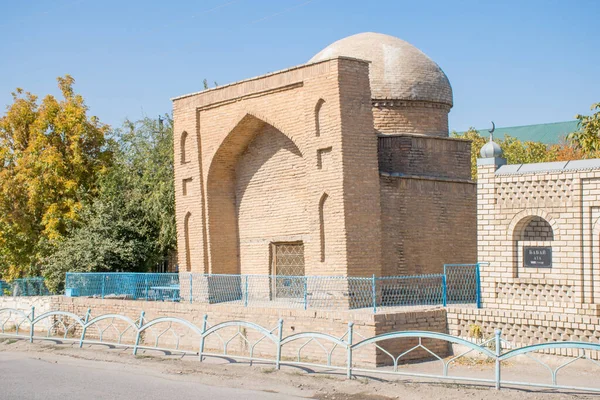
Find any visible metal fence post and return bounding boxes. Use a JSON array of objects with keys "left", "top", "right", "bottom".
[
  {"left": 276, "top": 318, "right": 284, "bottom": 370},
  {"left": 133, "top": 310, "right": 145, "bottom": 356},
  {"left": 347, "top": 322, "right": 354, "bottom": 379},
  {"left": 372, "top": 275, "right": 377, "bottom": 313},
  {"left": 303, "top": 277, "right": 308, "bottom": 310},
  {"left": 189, "top": 274, "right": 193, "bottom": 304},
  {"left": 65, "top": 272, "right": 70, "bottom": 294},
  {"left": 199, "top": 314, "right": 208, "bottom": 361},
  {"left": 244, "top": 275, "right": 249, "bottom": 307},
  {"left": 475, "top": 263, "right": 482, "bottom": 309},
  {"left": 495, "top": 329, "right": 502, "bottom": 390},
  {"left": 29, "top": 306, "right": 35, "bottom": 343},
  {"left": 101, "top": 275, "right": 106, "bottom": 299},
  {"left": 145, "top": 278, "right": 149, "bottom": 301},
  {"left": 442, "top": 274, "right": 447, "bottom": 307},
  {"left": 79, "top": 308, "right": 91, "bottom": 348}
]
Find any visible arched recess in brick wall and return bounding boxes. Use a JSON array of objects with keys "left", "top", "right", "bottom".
[
  {"left": 180, "top": 131, "right": 189, "bottom": 164},
  {"left": 509, "top": 210, "right": 559, "bottom": 240},
  {"left": 206, "top": 113, "right": 305, "bottom": 275},
  {"left": 319, "top": 193, "right": 329, "bottom": 262},
  {"left": 509, "top": 210, "right": 557, "bottom": 277},
  {"left": 513, "top": 216, "right": 555, "bottom": 241},
  {"left": 184, "top": 212, "right": 192, "bottom": 272},
  {"left": 315, "top": 98, "right": 326, "bottom": 137}
]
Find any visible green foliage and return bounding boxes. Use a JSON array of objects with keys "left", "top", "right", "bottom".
[
  {"left": 451, "top": 127, "right": 486, "bottom": 180},
  {"left": 0, "top": 76, "right": 112, "bottom": 279},
  {"left": 43, "top": 116, "right": 175, "bottom": 292},
  {"left": 499, "top": 136, "right": 555, "bottom": 165},
  {"left": 453, "top": 128, "right": 563, "bottom": 180},
  {"left": 568, "top": 103, "right": 600, "bottom": 154}
]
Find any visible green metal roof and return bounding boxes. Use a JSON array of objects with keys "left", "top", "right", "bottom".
[{"left": 457, "top": 121, "right": 580, "bottom": 144}]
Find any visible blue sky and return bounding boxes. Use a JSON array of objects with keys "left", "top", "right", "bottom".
[{"left": 1, "top": 0, "right": 598, "bottom": 132}]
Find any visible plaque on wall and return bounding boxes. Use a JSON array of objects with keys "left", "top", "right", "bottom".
[{"left": 524, "top": 247, "right": 552, "bottom": 268}]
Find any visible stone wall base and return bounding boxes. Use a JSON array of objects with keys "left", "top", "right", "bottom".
[{"left": 0, "top": 296, "right": 448, "bottom": 367}]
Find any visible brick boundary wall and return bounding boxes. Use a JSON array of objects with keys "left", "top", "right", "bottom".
[
  {"left": 447, "top": 307, "right": 600, "bottom": 359},
  {"left": 6, "top": 298, "right": 598, "bottom": 361},
  {"left": 0, "top": 296, "right": 52, "bottom": 313},
  {"left": 0, "top": 296, "right": 448, "bottom": 367}
]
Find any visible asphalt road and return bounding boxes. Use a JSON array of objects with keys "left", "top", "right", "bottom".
[{"left": 0, "top": 352, "right": 302, "bottom": 400}]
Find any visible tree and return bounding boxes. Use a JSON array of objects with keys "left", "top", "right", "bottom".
[
  {"left": 500, "top": 136, "right": 555, "bottom": 165},
  {"left": 43, "top": 116, "right": 175, "bottom": 292},
  {"left": 452, "top": 128, "right": 579, "bottom": 180},
  {"left": 567, "top": 102, "right": 600, "bottom": 156},
  {"left": 451, "top": 127, "right": 486, "bottom": 180},
  {"left": 0, "top": 76, "right": 112, "bottom": 279},
  {"left": 549, "top": 140, "right": 586, "bottom": 161}
]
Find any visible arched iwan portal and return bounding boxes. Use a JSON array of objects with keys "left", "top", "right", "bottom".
[{"left": 206, "top": 114, "right": 306, "bottom": 275}]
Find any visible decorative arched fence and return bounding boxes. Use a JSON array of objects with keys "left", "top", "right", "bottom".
[{"left": 1, "top": 306, "right": 600, "bottom": 393}]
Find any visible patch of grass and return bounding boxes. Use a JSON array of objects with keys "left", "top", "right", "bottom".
[
  {"left": 261, "top": 367, "right": 276, "bottom": 374},
  {"left": 1, "top": 338, "right": 18, "bottom": 345},
  {"left": 313, "top": 374, "right": 336, "bottom": 380}
]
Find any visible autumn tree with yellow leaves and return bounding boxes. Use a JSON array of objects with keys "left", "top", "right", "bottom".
[{"left": 0, "top": 76, "right": 112, "bottom": 279}]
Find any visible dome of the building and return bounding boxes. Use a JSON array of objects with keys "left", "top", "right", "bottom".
[
  {"left": 308, "top": 32, "right": 453, "bottom": 106},
  {"left": 480, "top": 138, "right": 503, "bottom": 158}
]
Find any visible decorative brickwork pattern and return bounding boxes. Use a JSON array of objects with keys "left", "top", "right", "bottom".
[
  {"left": 496, "top": 281, "right": 573, "bottom": 302},
  {"left": 478, "top": 158, "right": 600, "bottom": 312},
  {"left": 495, "top": 178, "right": 573, "bottom": 208},
  {"left": 447, "top": 307, "right": 600, "bottom": 359}
]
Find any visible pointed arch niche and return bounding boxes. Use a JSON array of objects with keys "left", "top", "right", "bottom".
[
  {"left": 206, "top": 113, "right": 306, "bottom": 275},
  {"left": 184, "top": 212, "right": 192, "bottom": 272},
  {"left": 315, "top": 98, "right": 326, "bottom": 137},
  {"left": 180, "top": 131, "right": 189, "bottom": 164},
  {"left": 319, "top": 193, "right": 329, "bottom": 262}
]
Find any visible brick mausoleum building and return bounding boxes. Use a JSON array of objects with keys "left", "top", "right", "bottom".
[{"left": 172, "top": 32, "right": 476, "bottom": 280}]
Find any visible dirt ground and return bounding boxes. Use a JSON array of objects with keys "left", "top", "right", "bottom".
[{"left": 0, "top": 337, "right": 598, "bottom": 400}]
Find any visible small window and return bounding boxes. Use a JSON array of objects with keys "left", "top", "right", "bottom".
[{"left": 271, "top": 242, "right": 305, "bottom": 299}]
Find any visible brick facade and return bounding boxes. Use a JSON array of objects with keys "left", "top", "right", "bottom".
[
  {"left": 477, "top": 156, "right": 600, "bottom": 316},
  {"left": 172, "top": 34, "right": 476, "bottom": 283}
]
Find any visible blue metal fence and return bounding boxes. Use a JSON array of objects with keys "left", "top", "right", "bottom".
[
  {"left": 2, "top": 307, "right": 600, "bottom": 393},
  {"left": 0, "top": 278, "right": 50, "bottom": 297},
  {"left": 65, "top": 263, "right": 482, "bottom": 312},
  {"left": 444, "top": 263, "right": 481, "bottom": 307}
]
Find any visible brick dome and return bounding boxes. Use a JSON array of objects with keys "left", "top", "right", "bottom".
[{"left": 309, "top": 32, "right": 453, "bottom": 107}]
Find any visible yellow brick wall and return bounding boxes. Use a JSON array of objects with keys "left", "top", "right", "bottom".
[
  {"left": 372, "top": 100, "right": 450, "bottom": 136},
  {"left": 477, "top": 163, "right": 600, "bottom": 312},
  {"left": 447, "top": 306, "right": 600, "bottom": 359},
  {"left": 380, "top": 177, "right": 477, "bottom": 275}
]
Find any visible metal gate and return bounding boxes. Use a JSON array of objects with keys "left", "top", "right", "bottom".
[{"left": 271, "top": 242, "right": 305, "bottom": 298}]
